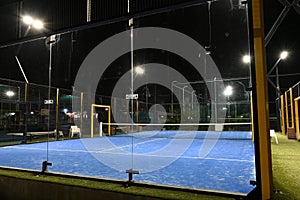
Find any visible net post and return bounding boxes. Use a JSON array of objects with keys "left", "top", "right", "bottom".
[
  {"left": 99, "top": 122, "right": 103, "bottom": 136},
  {"left": 55, "top": 88, "right": 59, "bottom": 140}
]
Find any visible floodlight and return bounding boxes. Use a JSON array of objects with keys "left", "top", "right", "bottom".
[
  {"left": 242, "top": 55, "right": 251, "bottom": 63},
  {"left": 32, "top": 19, "right": 44, "bottom": 30},
  {"left": 22, "top": 15, "right": 44, "bottom": 30},
  {"left": 280, "top": 51, "right": 288, "bottom": 60},
  {"left": 23, "top": 15, "right": 34, "bottom": 25},
  {"left": 223, "top": 86, "right": 233, "bottom": 96},
  {"left": 135, "top": 66, "right": 144, "bottom": 75},
  {"left": 6, "top": 91, "right": 15, "bottom": 97}
]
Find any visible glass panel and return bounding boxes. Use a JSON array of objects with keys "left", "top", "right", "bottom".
[
  {"left": 0, "top": 36, "right": 51, "bottom": 170},
  {"left": 130, "top": 0, "right": 255, "bottom": 194}
]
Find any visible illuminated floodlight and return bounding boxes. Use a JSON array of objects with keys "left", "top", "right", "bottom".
[
  {"left": 223, "top": 86, "right": 233, "bottom": 97},
  {"left": 32, "top": 19, "right": 44, "bottom": 29},
  {"left": 135, "top": 66, "right": 144, "bottom": 75},
  {"left": 22, "top": 15, "right": 44, "bottom": 30},
  {"left": 6, "top": 90, "right": 15, "bottom": 97},
  {"left": 242, "top": 55, "right": 251, "bottom": 63},
  {"left": 280, "top": 51, "right": 288, "bottom": 60},
  {"left": 23, "top": 15, "right": 34, "bottom": 25}
]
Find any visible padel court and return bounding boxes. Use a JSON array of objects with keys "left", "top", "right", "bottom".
[
  {"left": 0, "top": 0, "right": 277, "bottom": 198},
  {"left": 0, "top": 130, "right": 256, "bottom": 195}
]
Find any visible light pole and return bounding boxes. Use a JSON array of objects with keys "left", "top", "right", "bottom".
[
  {"left": 17, "top": 15, "right": 44, "bottom": 145},
  {"left": 242, "top": 54, "right": 252, "bottom": 88},
  {"left": 145, "top": 85, "right": 150, "bottom": 110},
  {"left": 267, "top": 50, "right": 288, "bottom": 132},
  {"left": 191, "top": 90, "right": 196, "bottom": 111},
  {"left": 267, "top": 50, "right": 288, "bottom": 96},
  {"left": 190, "top": 90, "right": 196, "bottom": 119},
  {"left": 276, "top": 51, "right": 288, "bottom": 94},
  {"left": 242, "top": 54, "right": 253, "bottom": 132},
  {"left": 134, "top": 66, "right": 144, "bottom": 123},
  {"left": 224, "top": 85, "right": 233, "bottom": 118},
  {"left": 171, "top": 80, "right": 178, "bottom": 116},
  {"left": 182, "top": 86, "right": 188, "bottom": 113}
]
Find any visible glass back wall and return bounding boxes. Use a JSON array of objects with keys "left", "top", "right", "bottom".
[{"left": 0, "top": 0, "right": 255, "bottom": 196}]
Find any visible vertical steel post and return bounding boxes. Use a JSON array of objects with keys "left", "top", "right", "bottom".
[
  {"left": 56, "top": 88, "right": 59, "bottom": 139},
  {"left": 294, "top": 98, "right": 300, "bottom": 140},
  {"left": 251, "top": 0, "right": 273, "bottom": 198},
  {"left": 280, "top": 95, "right": 285, "bottom": 135},
  {"left": 285, "top": 91, "right": 289, "bottom": 129},
  {"left": 290, "top": 88, "right": 294, "bottom": 128}
]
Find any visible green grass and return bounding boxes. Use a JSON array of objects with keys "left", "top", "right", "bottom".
[
  {"left": 0, "top": 140, "right": 21, "bottom": 147},
  {"left": 271, "top": 133, "right": 300, "bottom": 200}
]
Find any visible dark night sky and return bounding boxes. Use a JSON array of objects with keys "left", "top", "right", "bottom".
[{"left": 0, "top": 0, "right": 299, "bottom": 111}]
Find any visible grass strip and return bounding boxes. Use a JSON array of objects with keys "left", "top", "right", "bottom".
[
  {"left": 271, "top": 133, "right": 300, "bottom": 200},
  {"left": 0, "top": 168, "right": 233, "bottom": 200}
]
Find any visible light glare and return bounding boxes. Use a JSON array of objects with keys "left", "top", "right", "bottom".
[
  {"left": 23, "top": 15, "right": 44, "bottom": 30},
  {"left": 280, "top": 51, "right": 288, "bottom": 60},
  {"left": 223, "top": 86, "right": 233, "bottom": 96},
  {"left": 135, "top": 66, "right": 144, "bottom": 75},
  {"left": 242, "top": 55, "right": 251, "bottom": 63},
  {"left": 32, "top": 20, "right": 44, "bottom": 29},
  {"left": 23, "top": 15, "right": 34, "bottom": 25},
  {"left": 6, "top": 91, "right": 15, "bottom": 97}
]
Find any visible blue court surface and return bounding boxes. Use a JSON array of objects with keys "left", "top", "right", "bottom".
[{"left": 0, "top": 131, "right": 256, "bottom": 195}]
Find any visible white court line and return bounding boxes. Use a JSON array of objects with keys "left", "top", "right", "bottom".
[
  {"left": 99, "top": 137, "right": 166, "bottom": 152},
  {"left": 3, "top": 144, "right": 254, "bottom": 163},
  {"left": 1, "top": 137, "right": 165, "bottom": 154}
]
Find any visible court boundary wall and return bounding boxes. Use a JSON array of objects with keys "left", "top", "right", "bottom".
[{"left": 0, "top": 175, "right": 161, "bottom": 200}]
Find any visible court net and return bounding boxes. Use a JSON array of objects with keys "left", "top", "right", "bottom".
[{"left": 100, "top": 122, "right": 252, "bottom": 140}]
